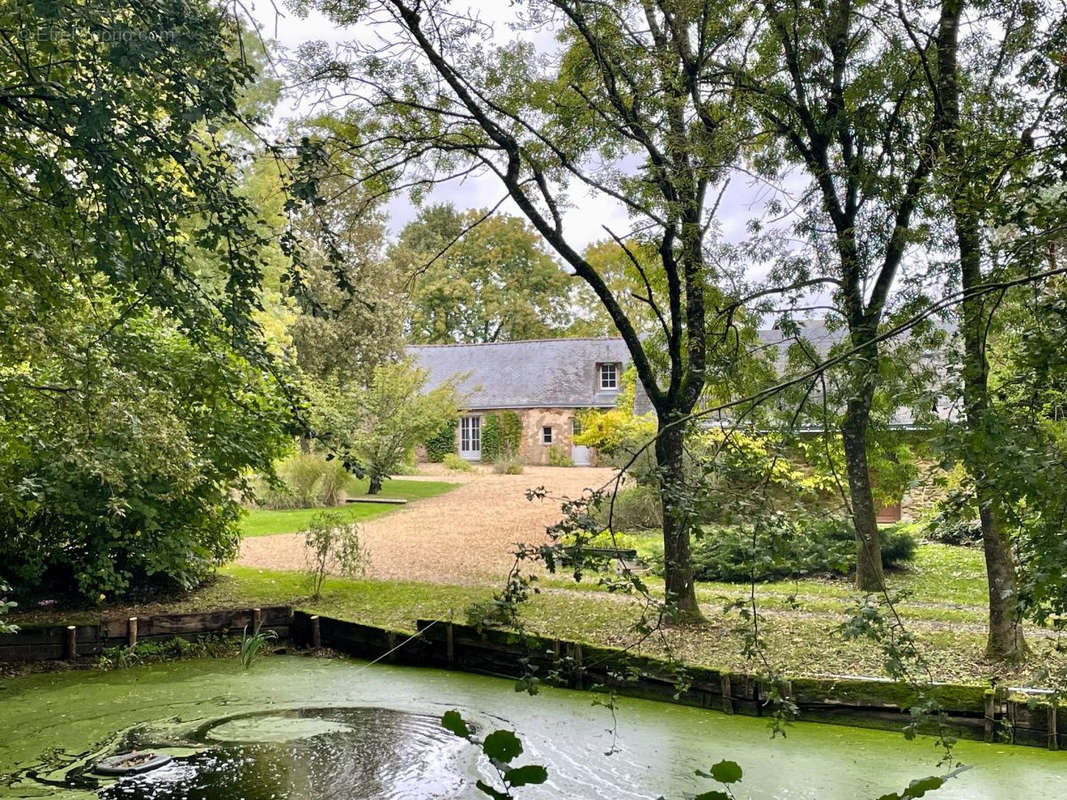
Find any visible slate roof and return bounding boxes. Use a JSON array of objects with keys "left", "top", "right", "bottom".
[
  {"left": 408, "top": 338, "right": 633, "bottom": 410},
  {"left": 410, "top": 324, "right": 944, "bottom": 429}
]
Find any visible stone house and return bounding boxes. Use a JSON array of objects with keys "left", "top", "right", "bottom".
[{"left": 409, "top": 338, "right": 633, "bottom": 465}]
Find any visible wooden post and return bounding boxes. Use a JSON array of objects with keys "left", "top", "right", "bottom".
[
  {"left": 1005, "top": 700, "right": 1018, "bottom": 744},
  {"left": 251, "top": 608, "right": 262, "bottom": 633},
  {"left": 1048, "top": 705, "right": 1058, "bottom": 751},
  {"left": 127, "top": 617, "right": 138, "bottom": 648},
  {"left": 310, "top": 615, "right": 321, "bottom": 649},
  {"left": 64, "top": 625, "right": 77, "bottom": 660},
  {"left": 445, "top": 622, "right": 455, "bottom": 667},
  {"left": 984, "top": 691, "right": 997, "bottom": 743},
  {"left": 721, "top": 675, "right": 734, "bottom": 714}
]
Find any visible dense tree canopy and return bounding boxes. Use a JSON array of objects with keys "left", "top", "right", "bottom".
[
  {"left": 391, "top": 204, "right": 574, "bottom": 344},
  {"left": 0, "top": 0, "right": 295, "bottom": 598}
]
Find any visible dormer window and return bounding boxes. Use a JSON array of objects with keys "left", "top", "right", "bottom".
[{"left": 599, "top": 362, "right": 619, "bottom": 390}]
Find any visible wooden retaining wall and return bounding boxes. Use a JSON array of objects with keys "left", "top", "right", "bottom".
[
  {"left": 3, "top": 608, "right": 1062, "bottom": 751},
  {"left": 287, "top": 612, "right": 1066, "bottom": 751},
  {"left": 0, "top": 606, "right": 292, "bottom": 661}
]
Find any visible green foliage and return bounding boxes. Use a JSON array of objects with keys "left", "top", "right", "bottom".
[
  {"left": 259, "top": 453, "right": 351, "bottom": 509},
  {"left": 0, "top": 0, "right": 297, "bottom": 601},
  {"left": 598, "top": 485, "right": 662, "bottom": 531},
  {"left": 693, "top": 758, "right": 744, "bottom": 799},
  {"left": 303, "top": 511, "right": 368, "bottom": 599},
  {"left": 0, "top": 582, "right": 16, "bottom": 635},
  {"left": 392, "top": 205, "right": 573, "bottom": 344},
  {"left": 425, "top": 421, "right": 458, "bottom": 462},
  {"left": 923, "top": 512, "right": 983, "bottom": 548},
  {"left": 309, "top": 359, "right": 460, "bottom": 493},
  {"left": 574, "top": 377, "right": 658, "bottom": 479},
  {"left": 546, "top": 445, "right": 573, "bottom": 467},
  {"left": 239, "top": 622, "right": 278, "bottom": 669},
  {"left": 481, "top": 412, "right": 522, "bottom": 463},
  {"left": 443, "top": 453, "right": 474, "bottom": 472},
  {"left": 97, "top": 634, "right": 234, "bottom": 670},
  {"left": 0, "top": 312, "right": 292, "bottom": 600},
  {"left": 674, "top": 518, "right": 917, "bottom": 584},
  {"left": 440, "top": 711, "right": 547, "bottom": 799}
]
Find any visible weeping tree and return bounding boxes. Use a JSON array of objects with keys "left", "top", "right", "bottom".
[{"left": 294, "top": 0, "right": 758, "bottom": 620}]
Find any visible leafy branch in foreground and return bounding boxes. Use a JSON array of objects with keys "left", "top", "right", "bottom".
[{"left": 440, "top": 711, "right": 548, "bottom": 800}]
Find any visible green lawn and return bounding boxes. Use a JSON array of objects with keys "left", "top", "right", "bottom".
[
  {"left": 240, "top": 478, "right": 456, "bottom": 537},
  {"left": 143, "top": 556, "right": 1060, "bottom": 685}
]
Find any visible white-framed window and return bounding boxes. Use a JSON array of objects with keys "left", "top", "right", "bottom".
[
  {"left": 542, "top": 426, "right": 553, "bottom": 445},
  {"left": 599, "top": 362, "right": 618, "bottom": 390},
  {"left": 571, "top": 417, "right": 582, "bottom": 436}
]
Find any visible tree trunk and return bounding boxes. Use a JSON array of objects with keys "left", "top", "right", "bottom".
[
  {"left": 655, "top": 418, "right": 704, "bottom": 623},
  {"left": 368, "top": 473, "right": 383, "bottom": 495},
  {"left": 956, "top": 206, "right": 1028, "bottom": 661},
  {"left": 841, "top": 358, "right": 886, "bottom": 592},
  {"left": 977, "top": 491, "right": 1026, "bottom": 660}
]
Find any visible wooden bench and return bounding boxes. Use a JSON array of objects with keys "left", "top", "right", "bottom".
[
  {"left": 560, "top": 546, "right": 639, "bottom": 565},
  {"left": 344, "top": 497, "right": 407, "bottom": 505}
]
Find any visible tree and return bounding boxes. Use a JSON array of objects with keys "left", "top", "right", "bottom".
[
  {"left": 568, "top": 239, "right": 670, "bottom": 338},
  {"left": 729, "top": 0, "right": 962, "bottom": 590},
  {"left": 299, "top": 0, "right": 753, "bottom": 621},
  {"left": 391, "top": 204, "right": 574, "bottom": 343},
  {"left": 284, "top": 116, "right": 409, "bottom": 383},
  {"left": 310, "top": 360, "right": 460, "bottom": 494},
  {"left": 0, "top": 0, "right": 295, "bottom": 598},
  {"left": 925, "top": 0, "right": 1065, "bottom": 659},
  {"left": 0, "top": 305, "right": 291, "bottom": 598}
]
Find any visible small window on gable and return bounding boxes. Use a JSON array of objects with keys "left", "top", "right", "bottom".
[
  {"left": 599, "top": 362, "right": 619, "bottom": 390},
  {"left": 542, "top": 426, "right": 553, "bottom": 445}
]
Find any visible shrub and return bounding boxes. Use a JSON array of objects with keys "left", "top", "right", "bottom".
[
  {"left": 303, "top": 511, "right": 368, "bottom": 599},
  {"left": 925, "top": 516, "right": 984, "bottom": 547},
  {"left": 675, "top": 516, "right": 917, "bottom": 583},
  {"left": 0, "top": 582, "right": 16, "bottom": 634},
  {"left": 493, "top": 456, "right": 524, "bottom": 474},
  {"left": 443, "top": 453, "right": 474, "bottom": 472},
  {"left": 597, "top": 485, "right": 661, "bottom": 531},
  {"left": 262, "top": 454, "right": 350, "bottom": 509},
  {"left": 547, "top": 444, "right": 573, "bottom": 467},
  {"left": 574, "top": 407, "right": 658, "bottom": 480},
  {"left": 425, "top": 421, "right": 458, "bottom": 462}
]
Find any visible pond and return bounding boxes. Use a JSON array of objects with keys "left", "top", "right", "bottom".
[{"left": 0, "top": 655, "right": 1063, "bottom": 799}]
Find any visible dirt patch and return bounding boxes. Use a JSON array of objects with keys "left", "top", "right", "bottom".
[{"left": 237, "top": 466, "right": 615, "bottom": 584}]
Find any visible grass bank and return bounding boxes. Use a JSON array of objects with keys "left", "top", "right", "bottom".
[{"left": 12, "top": 545, "right": 1063, "bottom": 687}]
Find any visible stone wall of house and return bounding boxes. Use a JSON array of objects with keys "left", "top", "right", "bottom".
[
  {"left": 515, "top": 408, "right": 577, "bottom": 465},
  {"left": 417, "top": 408, "right": 588, "bottom": 465}
]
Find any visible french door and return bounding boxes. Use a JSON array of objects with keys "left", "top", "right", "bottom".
[{"left": 459, "top": 415, "right": 481, "bottom": 460}]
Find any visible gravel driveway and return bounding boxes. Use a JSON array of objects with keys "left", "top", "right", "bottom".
[{"left": 237, "top": 465, "right": 616, "bottom": 584}]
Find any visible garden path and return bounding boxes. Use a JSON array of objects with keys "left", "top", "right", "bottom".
[{"left": 236, "top": 465, "right": 615, "bottom": 583}]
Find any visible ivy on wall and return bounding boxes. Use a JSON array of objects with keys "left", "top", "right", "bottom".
[
  {"left": 481, "top": 411, "right": 522, "bottom": 462},
  {"left": 425, "top": 420, "right": 458, "bottom": 462}
]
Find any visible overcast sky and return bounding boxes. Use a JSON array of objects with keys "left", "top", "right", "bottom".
[{"left": 246, "top": 0, "right": 788, "bottom": 256}]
